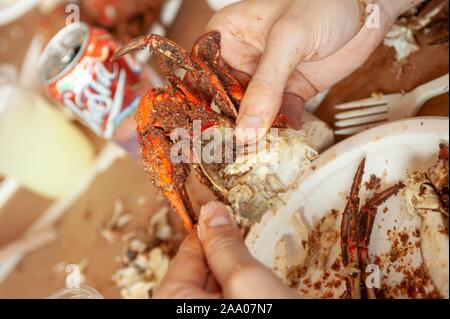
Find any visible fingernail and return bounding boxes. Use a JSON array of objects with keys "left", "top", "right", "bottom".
[
  {"left": 199, "top": 201, "right": 233, "bottom": 229},
  {"left": 236, "top": 114, "right": 262, "bottom": 144}
]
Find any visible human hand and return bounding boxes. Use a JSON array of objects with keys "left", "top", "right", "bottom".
[
  {"left": 154, "top": 201, "right": 296, "bottom": 298},
  {"left": 207, "top": 0, "right": 422, "bottom": 142}
]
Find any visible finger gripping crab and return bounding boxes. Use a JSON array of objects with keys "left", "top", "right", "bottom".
[{"left": 113, "top": 32, "right": 304, "bottom": 231}]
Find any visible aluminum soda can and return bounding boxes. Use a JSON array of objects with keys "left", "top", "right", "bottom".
[{"left": 38, "top": 22, "right": 149, "bottom": 139}]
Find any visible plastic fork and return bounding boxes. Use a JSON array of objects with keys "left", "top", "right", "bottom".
[{"left": 334, "top": 74, "right": 449, "bottom": 135}]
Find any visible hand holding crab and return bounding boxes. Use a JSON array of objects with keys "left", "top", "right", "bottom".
[
  {"left": 153, "top": 201, "right": 297, "bottom": 299},
  {"left": 206, "top": 0, "right": 425, "bottom": 142}
]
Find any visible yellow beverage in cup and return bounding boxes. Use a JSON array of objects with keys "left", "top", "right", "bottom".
[{"left": 0, "top": 85, "right": 95, "bottom": 199}]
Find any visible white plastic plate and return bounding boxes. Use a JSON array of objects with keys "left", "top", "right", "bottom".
[{"left": 246, "top": 117, "right": 449, "bottom": 272}]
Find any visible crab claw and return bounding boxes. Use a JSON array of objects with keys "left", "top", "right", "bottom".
[
  {"left": 112, "top": 34, "right": 194, "bottom": 73},
  {"left": 141, "top": 128, "right": 195, "bottom": 231},
  {"left": 111, "top": 35, "right": 154, "bottom": 61},
  {"left": 190, "top": 54, "right": 238, "bottom": 119},
  {"left": 137, "top": 90, "right": 196, "bottom": 231}
]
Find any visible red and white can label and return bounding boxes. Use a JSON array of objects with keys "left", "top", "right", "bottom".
[{"left": 46, "top": 27, "right": 146, "bottom": 139}]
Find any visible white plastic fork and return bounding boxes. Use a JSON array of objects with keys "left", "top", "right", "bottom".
[{"left": 334, "top": 74, "right": 449, "bottom": 135}]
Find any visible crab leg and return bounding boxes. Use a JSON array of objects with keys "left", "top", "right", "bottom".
[
  {"left": 114, "top": 33, "right": 240, "bottom": 121},
  {"left": 192, "top": 31, "right": 245, "bottom": 105},
  {"left": 143, "top": 33, "right": 239, "bottom": 120},
  {"left": 192, "top": 31, "right": 294, "bottom": 129},
  {"left": 111, "top": 34, "right": 200, "bottom": 100},
  {"left": 341, "top": 158, "right": 366, "bottom": 299},
  {"left": 112, "top": 34, "right": 193, "bottom": 71},
  {"left": 357, "top": 182, "right": 405, "bottom": 298},
  {"left": 190, "top": 55, "right": 238, "bottom": 119}
]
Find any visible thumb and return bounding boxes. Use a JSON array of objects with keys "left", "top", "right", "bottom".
[
  {"left": 198, "top": 201, "right": 296, "bottom": 298},
  {"left": 235, "top": 21, "right": 307, "bottom": 144}
]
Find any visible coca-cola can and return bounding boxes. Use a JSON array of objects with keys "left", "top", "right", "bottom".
[{"left": 38, "top": 22, "right": 149, "bottom": 139}]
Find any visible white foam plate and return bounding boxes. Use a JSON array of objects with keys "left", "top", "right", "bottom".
[{"left": 246, "top": 117, "right": 449, "bottom": 272}]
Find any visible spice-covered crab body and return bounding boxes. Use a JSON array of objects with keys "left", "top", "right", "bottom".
[{"left": 113, "top": 32, "right": 316, "bottom": 230}]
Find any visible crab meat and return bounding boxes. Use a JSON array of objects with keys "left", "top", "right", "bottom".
[{"left": 196, "top": 128, "right": 317, "bottom": 225}]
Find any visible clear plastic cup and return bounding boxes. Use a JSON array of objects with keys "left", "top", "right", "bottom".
[{"left": 0, "top": 85, "right": 95, "bottom": 199}]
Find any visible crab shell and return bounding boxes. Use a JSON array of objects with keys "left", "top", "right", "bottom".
[{"left": 195, "top": 127, "right": 318, "bottom": 226}]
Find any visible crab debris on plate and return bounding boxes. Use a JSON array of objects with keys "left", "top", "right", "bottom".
[{"left": 273, "top": 144, "right": 449, "bottom": 299}]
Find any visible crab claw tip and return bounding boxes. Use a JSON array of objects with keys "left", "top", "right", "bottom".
[
  {"left": 111, "top": 35, "right": 153, "bottom": 61},
  {"left": 110, "top": 50, "right": 124, "bottom": 62}
]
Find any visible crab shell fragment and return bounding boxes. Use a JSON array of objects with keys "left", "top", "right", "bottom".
[{"left": 403, "top": 144, "right": 449, "bottom": 298}]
